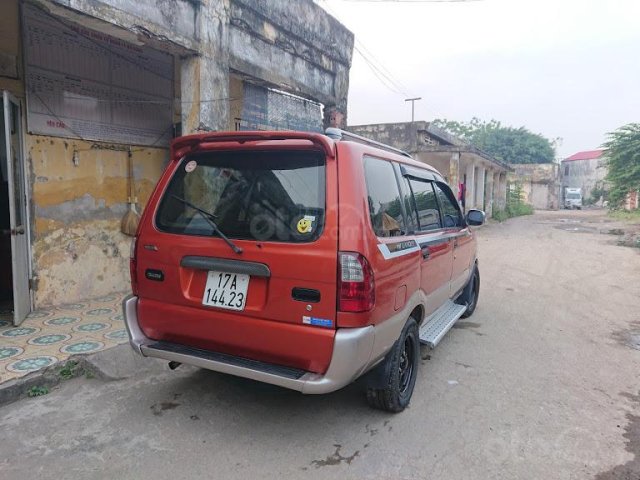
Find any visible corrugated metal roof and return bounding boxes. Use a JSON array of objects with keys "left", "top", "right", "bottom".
[{"left": 563, "top": 150, "right": 605, "bottom": 162}]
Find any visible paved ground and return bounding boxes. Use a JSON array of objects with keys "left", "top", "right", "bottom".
[
  {"left": 0, "top": 293, "right": 128, "bottom": 382},
  {"left": 1, "top": 209, "right": 639, "bottom": 480}
]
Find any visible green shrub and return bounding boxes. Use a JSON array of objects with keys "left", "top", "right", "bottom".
[
  {"left": 27, "top": 386, "right": 49, "bottom": 397},
  {"left": 492, "top": 183, "right": 534, "bottom": 221},
  {"left": 507, "top": 202, "right": 534, "bottom": 217},
  {"left": 492, "top": 209, "right": 509, "bottom": 222}
]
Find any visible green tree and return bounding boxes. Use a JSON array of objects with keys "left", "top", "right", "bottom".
[
  {"left": 431, "top": 117, "right": 556, "bottom": 164},
  {"left": 602, "top": 123, "right": 640, "bottom": 208}
]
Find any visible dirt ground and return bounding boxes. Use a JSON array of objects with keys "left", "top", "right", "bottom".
[{"left": 1, "top": 209, "right": 639, "bottom": 480}]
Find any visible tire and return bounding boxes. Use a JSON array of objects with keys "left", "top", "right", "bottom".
[
  {"left": 457, "top": 265, "right": 480, "bottom": 318},
  {"left": 366, "top": 318, "right": 419, "bottom": 413}
]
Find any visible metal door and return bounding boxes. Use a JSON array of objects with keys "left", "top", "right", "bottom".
[{"left": 3, "top": 91, "right": 30, "bottom": 325}]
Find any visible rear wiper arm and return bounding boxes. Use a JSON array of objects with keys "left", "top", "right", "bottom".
[{"left": 171, "top": 195, "right": 243, "bottom": 254}]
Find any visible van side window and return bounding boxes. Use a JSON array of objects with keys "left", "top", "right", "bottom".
[
  {"left": 401, "top": 177, "right": 420, "bottom": 233},
  {"left": 408, "top": 179, "right": 441, "bottom": 231},
  {"left": 363, "top": 157, "right": 405, "bottom": 237},
  {"left": 434, "top": 183, "right": 462, "bottom": 228}
]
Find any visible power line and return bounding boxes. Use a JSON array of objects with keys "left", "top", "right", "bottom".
[
  {"left": 319, "top": 2, "right": 413, "bottom": 97},
  {"left": 353, "top": 40, "right": 411, "bottom": 95},
  {"left": 59, "top": 95, "right": 240, "bottom": 105},
  {"left": 354, "top": 45, "right": 407, "bottom": 96}
]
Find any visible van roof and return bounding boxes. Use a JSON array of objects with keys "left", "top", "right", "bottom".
[{"left": 170, "top": 129, "right": 442, "bottom": 177}]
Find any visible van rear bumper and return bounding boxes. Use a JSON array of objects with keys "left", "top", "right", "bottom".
[{"left": 123, "top": 295, "right": 375, "bottom": 394}]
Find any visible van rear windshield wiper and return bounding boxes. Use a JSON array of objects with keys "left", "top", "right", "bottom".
[{"left": 171, "top": 195, "right": 243, "bottom": 254}]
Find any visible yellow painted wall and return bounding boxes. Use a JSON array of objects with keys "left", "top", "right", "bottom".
[{"left": 28, "top": 137, "right": 168, "bottom": 306}]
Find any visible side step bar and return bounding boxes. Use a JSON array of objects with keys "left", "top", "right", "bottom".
[{"left": 419, "top": 300, "right": 467, "bottom": 348}]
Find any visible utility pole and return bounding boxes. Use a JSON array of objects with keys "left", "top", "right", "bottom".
[{"left": 405, "top": 97, "right": 421, "bottom": 122}]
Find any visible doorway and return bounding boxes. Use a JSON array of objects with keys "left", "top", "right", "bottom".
[{"left": 1, "top": 91, "right": 31, "bottom": 325}]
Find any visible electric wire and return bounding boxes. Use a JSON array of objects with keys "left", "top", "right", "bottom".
[{"left": 319, "top": 1, "right": 413, "bottom": 97}]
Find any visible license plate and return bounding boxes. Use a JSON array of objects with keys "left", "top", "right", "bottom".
[{"left": 202, "top": 271, "right": 249, "bottom": 311}]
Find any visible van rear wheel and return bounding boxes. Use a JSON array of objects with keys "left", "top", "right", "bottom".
[{"left": 365, "top": 318, "right": 419, "bottom": 413}]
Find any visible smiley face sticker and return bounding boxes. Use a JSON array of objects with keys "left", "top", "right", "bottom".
[{"left": 296, "top": 215, "right": 316, "bottom": 234}]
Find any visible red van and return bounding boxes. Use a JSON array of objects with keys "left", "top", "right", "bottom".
[{"left": 123, "top": 129, "right": 484, "bottom": 412}]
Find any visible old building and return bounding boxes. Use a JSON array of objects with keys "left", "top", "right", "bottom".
[
  {"left": 561, "top": 150, "right": 608, "bottom": 204},
  {"left": 0, "top": 0, "right": 353, "bottom": 324},
  {"left": 508, "top": 163, "right": 561, "bottom": 210},
  {"left": 348, "top": 122, "right": 510, "bottom": 218}
]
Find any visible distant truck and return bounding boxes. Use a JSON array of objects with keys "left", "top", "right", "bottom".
[{"left": 564, "top": 187, "right": 582, "bottom": 209}]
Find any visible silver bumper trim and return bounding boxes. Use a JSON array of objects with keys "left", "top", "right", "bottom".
[{"left": 122, "top": 295, "right": 376, "bottom": 394}]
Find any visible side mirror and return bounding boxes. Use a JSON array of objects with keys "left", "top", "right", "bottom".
[{"left": 466, "top": 209, "right": 485, "bottom": 226}]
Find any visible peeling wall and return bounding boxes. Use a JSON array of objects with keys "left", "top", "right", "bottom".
[
  {"left": 229, "top": 0, "right": 353, "bottom": 110},
  {"left": 2, "top": 0, "right": 353, "bottom": 308},
  {"left": 28, "top": 136, "right": 168, "bottom": 306},
  {"left": 228, "top": 74, "right": 244, "bottom": 130},
  {"left": 1, "top": 0, "right": 170, "bottom": 307},
  {"left": 348, "top": 122, "right": 429, "bottom": 154}
]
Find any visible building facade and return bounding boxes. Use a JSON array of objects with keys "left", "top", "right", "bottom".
[
  {"left": 0, "top": 0, "right": 353, "bottom": 324},
  {"left": 561, "top": 150, "right": 608, "bottom": 204},
  {"left": 508, "top": 163, "right": 561, "bottom": 210},
  {"left": 348, "top": 122, "right": 510, "bottom": 219}
]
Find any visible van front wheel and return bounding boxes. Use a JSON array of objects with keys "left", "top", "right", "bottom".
[
  {"left": 365, "top": 318, "right": 419, "bottom": 413},
  {"left": 457, "top": 265, "right": 480, "bottom": 318}
]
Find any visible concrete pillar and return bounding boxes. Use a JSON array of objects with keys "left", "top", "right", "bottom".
[
  {"left": 497, "top": 173, "right": 507, "bottom": 210},
  {"left": 449, "top": 152, "right": 460, "bottom": 200},
  {"left": 492, "top": 172, "right": 500, "bottom": 212},
  {"left": 465, "top": 162, "right": 475, "bottom": 212},
  {"left": 323, "top": 60, "right": 350, "bottom": 129},
  {"left": 485, "top": 170, "right": 494, "bottom": 218},
  {"left": 181, "top": 0, "right": 231, "bottom": 134},
  {"left": 475, "top": 166, "right": 486, "bottom": 210}
]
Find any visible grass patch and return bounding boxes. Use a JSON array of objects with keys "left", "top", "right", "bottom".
[
  {"left": 57, "top": 360, "right": 82, "bottom": 380},
  {"left": 492, "top": 209, "right": 509, "bottom": 222},
  {"left": 27, "top": 386, "right": 49, "bottom": 397},
  {"left": 506, "top": 202, "right": 534, "bottom": 217},
  {"left": 609, "top": 209, "right": 640, "bottom": 223}
]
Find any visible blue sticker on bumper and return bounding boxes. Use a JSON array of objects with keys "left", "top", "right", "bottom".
[{"left": 302, "top": 316, "right": 333, "bottom": 328}]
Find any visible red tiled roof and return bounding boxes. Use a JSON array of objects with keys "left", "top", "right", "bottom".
[{"left": 563, "top": 150, "right": 605, "bottom": 162}]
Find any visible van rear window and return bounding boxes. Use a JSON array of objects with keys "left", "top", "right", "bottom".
[{"left": 155, "top": 150, "right": 325, "bottom": 243}]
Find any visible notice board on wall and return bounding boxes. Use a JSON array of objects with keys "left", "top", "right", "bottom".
[{"left": 23, "top": 4, "right": 174, "bottom": 147}]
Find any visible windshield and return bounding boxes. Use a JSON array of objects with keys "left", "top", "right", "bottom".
[
  {"left": 155, "top": 150, "right": 326, "bottom": 243},
  {"left": 566, "top": 193, "right": 581, "bottom": 199}
]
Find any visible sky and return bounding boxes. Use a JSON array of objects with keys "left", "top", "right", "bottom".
[{"left": 317, "top": 0, "right": 640, "bottom": 159}]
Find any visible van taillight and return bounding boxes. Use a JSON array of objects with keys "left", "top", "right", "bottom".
[
  {"left": 338, "top": 252, "right": 375, "bottom": 312},
  {"left": 129, "top": 236, "right": 139, "bottom": 295}
]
